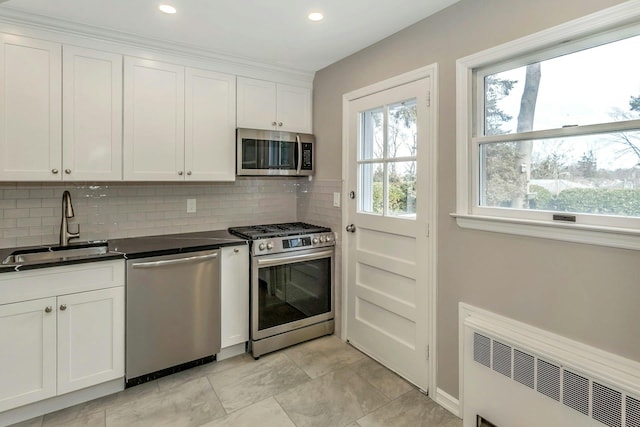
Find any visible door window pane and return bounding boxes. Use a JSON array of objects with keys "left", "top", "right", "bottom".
[
  {"left": 360, "top": 107, "right": 384, "bottom": 160},
  {"left": 388, "top": 161, "right": 417, "bottom": 217},
  {"left": 388, "top": 99, "right": 417, "bottom": 158},
  {"left": 359, "top": 163, "right": 384, "bottom": 215}
]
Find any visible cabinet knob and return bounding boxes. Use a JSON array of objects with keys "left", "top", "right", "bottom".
[
  {"left": 44, "top": 306, "right": 53, "bottom": 313},
  {"left": 51, "top": 169, "right": 59, "bottom": 174},
  {"left": 234, "top": 248, "right": 239, "bottom": 253},
  {"left": 186, "top": 171, "right": 192, "bottom": 176},
  {"left": 278, "top": 122, "right": 283, "bottom": 127},
  {"left": 60, "top": 304, "right": 67, "bottom": 311},
  {"left": 65, "top": 169, "right": 71, "bottom": 174},
  {"left": 271, "top": 121, "right": 277, "bottom": 126},
  {"left": 178, "top": 171, "right": 184, "bottom": 176}
]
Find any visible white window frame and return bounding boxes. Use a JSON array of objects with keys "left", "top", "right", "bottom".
[{"left": 454, "top": 1, "right": 640, "bottom": 251}]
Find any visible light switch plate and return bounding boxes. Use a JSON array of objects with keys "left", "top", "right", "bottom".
[
  {"left": 187, "top": 198, "right": 197, "bottom": 213},
  {"left": 333, "top": 192, "right": 341, "bottom": 208}
]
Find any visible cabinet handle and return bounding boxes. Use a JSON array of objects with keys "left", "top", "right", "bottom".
[
  {"left": 271, "top": 121, "right": 277, "bottom": 126},
  {"left": 60, "top": 304, "right": 67, "bottom": 311},
  {"left": 44, "top": 306, "right": 53, "bottom": 313},
  {"left": 65, "top": 169, "right": 71, "bottom": 174},
  {"left": 187, "top": 171, "right": 192, "bottom": 176},
  {"left": 278, "top": 122, "right": 283, "bottom": 127},
  {"left": 51, "top": 169, "right": 59, "bottom": 174},
  {"left": 178, "top": 171, "right": 184, "bottom": 176}
]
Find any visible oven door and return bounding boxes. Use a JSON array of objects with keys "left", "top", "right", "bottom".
[{"left": 251, "top": 247, "right": 334, "bottom": 340}]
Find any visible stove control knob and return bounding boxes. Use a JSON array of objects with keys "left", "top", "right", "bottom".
[
  {"left": 313, "top": 237, "right": 319, "bottom": 244},
  {"left": 319, "top": 236, "right": 326, "bottom": 243},
  {"left": 267, "top": 242, "right": 274, "bottom": 250},
  {"left": 258, "top": 243, "right": 266, "bottom": 251},
  {"left": 325, "top": 235, "right": 332, "bottom": 242}
]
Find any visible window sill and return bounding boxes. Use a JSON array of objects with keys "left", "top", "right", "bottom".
[{"left": 451, "top": 213, "right": 640, "bottom": 251}]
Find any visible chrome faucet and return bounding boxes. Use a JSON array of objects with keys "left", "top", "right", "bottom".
[{"left": 60, "top": 190, "right": 80, "bottom": 246}]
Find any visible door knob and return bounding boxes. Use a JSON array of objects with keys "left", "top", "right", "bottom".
[
  {"left": 345, "top": 224, "right": 356, "bottom": 233},
  {"left": 349, "top": 191, "right": 355, "bottom": 199}
]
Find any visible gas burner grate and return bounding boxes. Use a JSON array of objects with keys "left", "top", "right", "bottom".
[{"left": 228, "top": 222, "right": 331, "bottom": 240}]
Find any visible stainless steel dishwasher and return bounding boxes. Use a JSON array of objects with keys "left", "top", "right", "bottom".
[{"left": 125, "top": 249, "right": 221, "bottom": 385}]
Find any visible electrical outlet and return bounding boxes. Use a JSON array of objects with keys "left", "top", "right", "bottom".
[
  {"left": 187, "top": 198, "right": 197, "bottom": 213},
  {"left": 333, "top": 192, "right": 341, "bottom": 208}
]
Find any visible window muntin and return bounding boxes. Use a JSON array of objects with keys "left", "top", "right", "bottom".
[
  {"left": 473, "top": 28, "right": 640, "bottom": 227},
  {"left": 358, "top": 99, "right": 418, "bottom": 218}
]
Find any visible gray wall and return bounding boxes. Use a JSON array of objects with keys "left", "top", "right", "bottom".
[{"left": 313, "top": 0, "right": 638, "bottom": 398}]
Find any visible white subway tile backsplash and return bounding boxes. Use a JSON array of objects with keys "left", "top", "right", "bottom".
[{"left": 0, "top": 178, "right": 341, "bottom": 249}]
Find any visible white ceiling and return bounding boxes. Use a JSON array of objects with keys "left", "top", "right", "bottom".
[{"left": 0, "top": 0, "right": 459, "bottom": 72}]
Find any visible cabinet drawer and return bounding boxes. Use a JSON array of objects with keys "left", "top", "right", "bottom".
[{"left": 0, "top": 260, "right": 125, "bottom": 305}]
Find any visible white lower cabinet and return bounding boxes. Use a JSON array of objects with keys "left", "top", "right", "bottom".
[
  {"left": 57, "top": 287, "right": 124, "bottom": 395},
  {"left": 220, "top": 245, "right": 249, "bottom": 356},
  {"left": 0, "top": 260, "right": 125, "bottom": 413},
  {"left": 0, "top": 298, "right": 57, "bottom": 412}
]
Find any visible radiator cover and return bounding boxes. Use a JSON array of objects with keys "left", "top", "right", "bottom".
[{"left": 462, "top": 306, "right": 640, "bottom": 427}]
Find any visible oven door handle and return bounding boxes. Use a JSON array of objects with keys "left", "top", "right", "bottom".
[{"left": 256, "top": 249, "right": 333, "bottom": 267}]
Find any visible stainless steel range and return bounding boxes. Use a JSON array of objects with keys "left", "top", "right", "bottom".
[{"left": 228, "top": 222, "right": 335, "bottom": 358}]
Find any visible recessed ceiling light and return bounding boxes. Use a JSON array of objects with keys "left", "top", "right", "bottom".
[
  {"left": 308, "top": 12, "right": 323, "bottom": 22},
  {"left": 158, "top": 4, "right": 177, "bottom": 14}
]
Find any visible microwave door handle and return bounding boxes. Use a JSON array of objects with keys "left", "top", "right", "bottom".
[{"left": 296, "top": 135, "right": 302, "bottom": 174}]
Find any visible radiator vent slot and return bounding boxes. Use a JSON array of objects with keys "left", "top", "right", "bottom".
[
  {"left": 563, "top": 370, "right": 590, "bottom": 415},
  {"left": 492, "top": 341, "right": 511, "bottom": 378},
  {"left": 592, "top": 382, "right": 622, "bottom": 427},
  {"left": 537, "top": 359, "right": 561, "bottom": 401},
  {"left": 627, "top": 395, "right": 640, "bottom": 427},
  {"left": 513, "top": 349, "right": 535, "bottom": 389},
  {"left": 473, "top": 333, "right": 491, "bottom": 368}
]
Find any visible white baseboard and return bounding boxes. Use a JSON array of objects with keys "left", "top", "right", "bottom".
[
  {"left": 216, "top": 342, "right": 247, "bottom": 361},
  {"left": 435, "top": 387, "right": 461, "bottom": 418}
]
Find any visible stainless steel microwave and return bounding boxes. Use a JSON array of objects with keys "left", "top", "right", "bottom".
[{"left": 236, "top": 128, "right": 314, "bottom": 176}]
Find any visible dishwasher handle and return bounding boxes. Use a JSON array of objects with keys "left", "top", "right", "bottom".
[{"left": 131, "top": 252, "right": 218, "bottom": 269}]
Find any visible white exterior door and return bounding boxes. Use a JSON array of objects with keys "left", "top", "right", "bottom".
[
  {"left": 345, "top": 75, "right": 434, "bottom": 391},
  {"left": 63, "top": 46, "right": 123, "bottom": 181}
]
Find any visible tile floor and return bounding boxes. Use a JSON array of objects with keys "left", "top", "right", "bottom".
[{"left": 12, "top": 336, "right": 462, "bottom": 427}]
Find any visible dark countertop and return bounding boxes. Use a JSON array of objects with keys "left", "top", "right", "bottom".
[{"left": 0, "top": 230, "right": 247, "bottom": 273}]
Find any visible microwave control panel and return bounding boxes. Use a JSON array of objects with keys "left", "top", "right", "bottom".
[{"left": 301, "top": 142, "right": 313, "bottom": 170}]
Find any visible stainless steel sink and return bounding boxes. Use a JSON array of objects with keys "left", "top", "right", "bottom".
[{"left": 1, "top": 243, "right": 113, "bottom": 266}]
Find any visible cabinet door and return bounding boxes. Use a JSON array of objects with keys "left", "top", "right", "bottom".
[
  {"left": 0, "top": 34, "right": 62, "bottom": 181},
  {"left": 185, "top": 68, "right": 236, "bottom": 181},
  {"left": 236, "top": 77, "right": 277, "bottom": 131},
  {"left": 0, "top": 298, "right": 57, "bottom": 412},
  {"left": 57, "top": 287, "right": 124, "bottom": 394},
  {"left": 276, "top": 83, "right": 312, "bottom": 133},
  {"left": 63, "top": 46, "right": 123, "bottom": 181},
  {"left": 123, "top": 57, "right": 185, "bottom": 180},
  {"left": 220, "top": 245, "right": 249, "bottom": 348}
]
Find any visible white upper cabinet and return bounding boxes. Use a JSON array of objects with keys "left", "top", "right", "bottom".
[
  {"left": 276, "top": 83, "right": 313, "bottom": 133},
  {"left": 237, "top": 77, "right": 312, "bottom": 133},
  {"left": 0, "top": 34, "right": 62, "bottom": 181},
  {"left": 185, "top": 67, "right": 236, "bottom": 181},
  {"left": 123, "top": 57, "right": 185, "bottom": 181},
  {"left": 124, "top": 58, "right": 236, "bottom": 181},
  {"left": 63, "top": 46, "right": 123, "bottom": 181}
]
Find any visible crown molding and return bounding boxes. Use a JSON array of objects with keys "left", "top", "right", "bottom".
[{"left": 0, "top": 7, "right": 315, "bottom": 84}]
